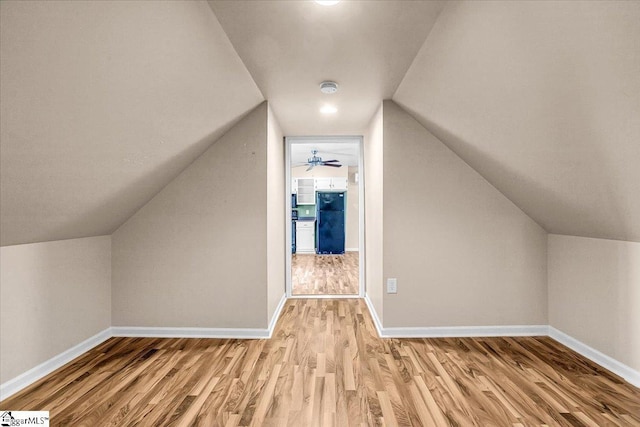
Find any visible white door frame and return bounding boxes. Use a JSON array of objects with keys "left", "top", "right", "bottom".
[{"left": 285, "top": 136, "right": 365, "bottom": 299}]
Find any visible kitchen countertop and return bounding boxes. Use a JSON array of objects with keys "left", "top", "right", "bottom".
[{"left": 296, "top": 217, "right": 316, "bottom": 221}]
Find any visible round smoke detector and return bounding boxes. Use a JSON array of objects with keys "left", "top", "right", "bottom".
[{"left": 320, "top": 81, "right": 339, "bottom": 94}]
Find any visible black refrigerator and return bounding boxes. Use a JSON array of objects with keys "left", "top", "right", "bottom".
[{"left": 316, "top": 191, "right": 345, "bottom": 254}]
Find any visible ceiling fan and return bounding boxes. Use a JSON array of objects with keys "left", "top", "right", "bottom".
[{"left": 302, "top": 150, "right": 342, "bottom": 171}]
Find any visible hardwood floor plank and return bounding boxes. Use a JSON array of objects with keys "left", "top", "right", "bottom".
[
  {"left": 376, "top": 390, "right": 399, "bottom": 427},
  {"left": 408, "top": 382, "right": 438, "bottom": 426},
  {"left": 292, "top": 252, "right": 359, "bottom": 295},
  {"left": 2, "top": 299, "right": 639, "bottom": 426},
  {"left": 414, "top": 375, "right": 449, "bottom": 426}
]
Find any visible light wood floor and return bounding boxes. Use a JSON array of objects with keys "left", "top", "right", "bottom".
[
  {"left": 292, "top": 252, "right": 359, "bottom": 295},
  {"left": 2, "top": 299, "right": 639, "bottom": 426}
]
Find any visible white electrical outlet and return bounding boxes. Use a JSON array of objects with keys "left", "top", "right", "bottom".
[{"left": 387, "top": 278, "right": 397, "bottom": 294}]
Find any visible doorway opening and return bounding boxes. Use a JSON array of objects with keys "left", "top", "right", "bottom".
[{"left": 285, "top": 136, "right": 364, "bottom": 298}]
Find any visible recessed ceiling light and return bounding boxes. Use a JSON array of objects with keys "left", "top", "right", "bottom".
[
  {"left": 320, "top": 105, "right": 337, "bottom": 114},
  {"left": 320, "top": 81, "right": 339, "bottom": 94},
  {"left": 315, "top": 0, "right": 340, "bottom": 5}
]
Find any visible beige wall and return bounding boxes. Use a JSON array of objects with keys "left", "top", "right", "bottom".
[
  {"left": 382, "top": 100, "right": 547, "bottom": 327},
  {"left": 364, "top": 104, "right": 384, "bottom": 322},
  {"left": 0, "top": 236, "right": 111, "bottom": 383},
  {"left": 112, "top": 103, "right": 269, "bottom": 329},
  {"left": 267, "top": 106, "right": 285, "bottom": 323},
  {"left": 548, "top": 234, "right": 640, "bottom": 372},
  {"left": 346, "top": 166, "right": 360, "bottom": 250}
]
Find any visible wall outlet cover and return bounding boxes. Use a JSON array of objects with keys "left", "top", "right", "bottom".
[{"left": 387, "top": 278, "right": 397, "bottom": 294}]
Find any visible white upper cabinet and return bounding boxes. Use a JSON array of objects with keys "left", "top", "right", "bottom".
[
  {"left": 292, "top": 176, "right": 348, "bottom": 204},
  {"left": 315, "top": 177, "right": 347, "bottom": 191},
  {"left": 314, "top": 178, "right": 332, "bottom": 191},
  {"left": 296, "top": 178, "right": 315, "bottom": 204},
  {"left": 331, "top": 177, "right": 348, "bottom": 190}
]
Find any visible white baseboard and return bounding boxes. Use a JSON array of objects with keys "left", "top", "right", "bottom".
[
  {"left": 111, "top": 326, "right": 271, "bottom": 339},
  {"left": 379, "top": 324, "right": 549, "bottom": 338},
  {"left": 290, "top": 294, "right": 359, "bottom": 299},
  {"left": 267, "top": 293, "right": 288, "bottom": 338},
  {"left": 364, "top": 295, "right": 546, "bottom": 338},
  {"left": 549, "top": 326, "right": 640, "bottom": 388},
  {"left": 364, "top": 294, "right": 384, "bottom": 337},
  {"left": 0, "top": 327, "right": 112, "bottom": 401},
  {"left": 346, "top": 248, "right": 359, "bottom": 252},
  {"left": 113, "top": 295, "right": 289, "bottom": 340}
]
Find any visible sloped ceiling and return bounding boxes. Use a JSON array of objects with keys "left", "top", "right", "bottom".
[
  {"left": 2, "top": 0, "right": 638, "bottom": 246},
  {"left": 394, "top": 1, "right": 640, "bottom": 242},
  {"left": 0, "top": 1, "right": 263, "bottom": 246},
  {"left": 208, "top": 0, "right": 445, "bottom": 135}
]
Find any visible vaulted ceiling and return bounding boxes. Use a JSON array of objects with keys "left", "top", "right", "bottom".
[
  {"left": 0, "top": 1, "right": 263, "bottom": 245},
  {"left": 1, "top": 0, "right": 638, "bottom": 245},
  {"left": 394, "top": 1, "right": 640, "bottom": 242}
]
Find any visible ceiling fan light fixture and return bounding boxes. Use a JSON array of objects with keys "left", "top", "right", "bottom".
[
  {"left": 315, "top": 0, "right": 340, "bottom": 5},
  {"left": 303, "top": 149, "right": 343, "bottom": 170},
  {"left": 320, "top": 81, "right": 339, "bottom": 94},
  {"left": 320, "top": 104, "right": 337, "bottom": 114}
]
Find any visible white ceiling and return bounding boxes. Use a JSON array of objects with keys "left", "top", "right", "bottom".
[
  {"left": 208, "top": 0, "right": 445, "bottom": 136},
  {"left": 290, "top": 139, "right": 359, "bottom": 167}
]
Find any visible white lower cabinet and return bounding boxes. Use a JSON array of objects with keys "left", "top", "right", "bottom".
[{"left": 296, "top": 220, "right": 315, "bottom": 253}]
